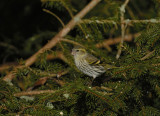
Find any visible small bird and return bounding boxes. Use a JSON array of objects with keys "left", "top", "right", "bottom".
[{"left": 71, "top": 46, "right": 106, "bottom": 79}]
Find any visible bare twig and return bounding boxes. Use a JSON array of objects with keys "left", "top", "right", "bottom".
[
  {"left": 152, "top": 63, "right": 160, "bottom": 66},
  {"left": 43, "top": 9, "right": 65, "bottom": 27},
  {"left": 140, "top": 50, "right": 155, "bottom": 61},
  {"left": 80, "top": 19, "right": 117, "bottom": 25},
  {"left": 123, "top": 19, "right": 160, "bottom": 24},
  {"left": 0, "top": 42, "right": 18, "bottom": 53},
  {"left": 15, "top": 85, "right": 113, "bottom": 97},
  {"left": 116, "top": 0, "right": 130, "bottom": 59},
  {"left": 0, "top": 62, "right": 18, "bottom": 72},
  {"left": 47, "top": 51, "right": 69, "bottom": 63},
  {"left": 96, "top": 33, "right": 140, "bottom": 49},
  {"left": 80, "top": 19, "right": 160, "bottom": 25},
  {"left": 14, "top": 90, "right": 56, "bottom": 97},
  {"left": 3, "top": 0, "right": 101, "bottom": 82},
  {"left": 60, "top": 38, "right": 84, "bottom": 47},
  {"left": 27, "top": 70, "right": 68, "bottom": 91},
  {"left": 52, "top": 78, "right": 66, "bottom": 87},
  {"left": 92, "top": 86, "right": 113, "bottom": 91}
]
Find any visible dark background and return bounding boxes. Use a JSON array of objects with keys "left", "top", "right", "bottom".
[{"left": 0, "top": 0, "right": 159, "bottom": 63}]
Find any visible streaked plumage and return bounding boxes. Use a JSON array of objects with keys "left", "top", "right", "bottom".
[{"left": 71, "top": 46, "right": 106, "bottom": 79}]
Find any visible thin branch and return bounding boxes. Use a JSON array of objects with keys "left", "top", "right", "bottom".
[
  {"left": 140, "top": 50, "right": 155, "bottom": 61},
  {"left": 80, "top": 19, "right": 160, "bottom": 25},
  {"left": 85, "top": 89, "right": 112, "bottom": 104},
  {"left": 43, "top": 9, "right": 65, "bottom": 27},
  {"left": 80, "top": 19, "right": 117, "bottom": 25},
  {"left": 47, "top": 51, "right": 69, "bottom": 63},
  {"left": 14, "top": 90, "right": 56, "bottom": 97},
  {"left": 3, "top": 0, "right": 101, "bottom": 82},
  {"left": 96, "top": 33, "right": 140, "bottom": 49},
  {"left": 15, "top": 85, "right": 113, "bottom": 97},
  {"left": 43, "top": 8, "right": 66, "bottom": 51},
  {"left": 60, "top": 38, "right": 84, "bottom": 47},
  {"left": 92, "top": 86, "right": 113, "bottom": 91},
  {"left": 123, "top": 19, "right": 160, "bottom": 24},
  {"left": 152, "top": 63, "right": 160, "bottom": 66},
  {"left": 116, "top": 0, "right": 130, "bottom": 59},
  {"left": 0, "top": 62, "right": 18, "bottom": 72},
  {"left": 0, "top": 42, "right": 18, "bottom": 53},
  {"left": 27, "top": 70, "right": 68, "bottom": 91},
  {"left": 52, "top": 78, "right": 66, "bottom": 87}
]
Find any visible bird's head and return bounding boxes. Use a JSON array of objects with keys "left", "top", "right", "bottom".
[{"left": 71, "top": 46, "right": 87, "bottom": 58}]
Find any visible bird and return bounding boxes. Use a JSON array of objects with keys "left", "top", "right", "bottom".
[{"left": 71, "top": 46, "right": 106, "bottom": 79}]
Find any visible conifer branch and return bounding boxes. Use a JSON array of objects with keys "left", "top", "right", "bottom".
[
  {"left": 3, "top": 0, "right": 101, "bottom": 82},
  {"left": 85, "top": 89, "right": 110, "bottom": 103},
  {"left": 116, "top": 0, "right": 130, "bottom": 59},
  {"left": 2, "top": 51, "right": 68, "bottom": 81},
  {"left": 0, "top": 32, "right": 138, "bottom": 73},
  {"left": 15, "top": 86, "right": 113, "bottom": 97},
  {"left": 25, "top": 0, "right": 101, "bottom": 67}
]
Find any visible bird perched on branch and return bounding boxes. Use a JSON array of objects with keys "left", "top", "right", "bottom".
[{"left": 71, "top": 46, "right": 107, "bottom": 79}]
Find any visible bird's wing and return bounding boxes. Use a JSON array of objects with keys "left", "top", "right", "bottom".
[
  {"left": 85, "top": 53, "right": 100, "bottom": 65},
  {"left": 85, "top": 53, "right": 118, "bottom": 69}
]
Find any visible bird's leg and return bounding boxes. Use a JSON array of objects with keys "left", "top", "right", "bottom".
[
  {"left": 91, "top": 77, "right": 97, "bottom": 87},
  {"left": 86, "top": 77, "right": 95, "bottom": 87}
]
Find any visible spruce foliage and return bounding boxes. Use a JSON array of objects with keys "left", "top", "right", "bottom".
[{"left": 0, "top": 0, "right": 160, "bottom": 115}]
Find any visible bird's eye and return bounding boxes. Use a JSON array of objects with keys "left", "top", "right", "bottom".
[{"left": 76, "top": 50, "right": 79, "bottom": 52}]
